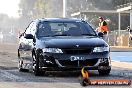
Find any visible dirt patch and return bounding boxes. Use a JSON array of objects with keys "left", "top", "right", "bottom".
[{"left": 0, "top": 43, "right": 17, "bottom": 53}]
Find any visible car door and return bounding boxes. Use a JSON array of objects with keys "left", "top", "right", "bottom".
[{"left": 19, "top": 21, "right": 36, "bottom": 68}]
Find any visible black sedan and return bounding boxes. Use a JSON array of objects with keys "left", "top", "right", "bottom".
[{"left": 18, "top": 18, "right": 111, "bottom": 76}]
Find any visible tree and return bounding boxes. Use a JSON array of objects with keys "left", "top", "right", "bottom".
[
  {"left": 18, "top": 0, "right": 51, "bottom": 29},
  {"left": 112, "top": 0, "right": 131, "bottom": 9},
  {"left": 18, "top": 0, "right": 36, "bottom": 29},
  {"left": 33, "top": 0, "right": 47, "bottom": 18}
]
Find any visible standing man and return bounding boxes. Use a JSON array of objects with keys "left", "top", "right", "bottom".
[{"left": 96, "top": 17, "right": 108, "bottom": 41}]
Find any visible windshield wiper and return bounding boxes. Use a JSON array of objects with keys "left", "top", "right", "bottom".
[
  {"left": 37, "top": 35, "right": 53, "bottom": 37},
  {"left": 82, "top": 34, "right": 97, "bottom": 36},
  {"left": 52, "top": 34, "right": 68, "bottom": 36}
]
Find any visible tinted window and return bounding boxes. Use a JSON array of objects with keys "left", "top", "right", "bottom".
[{"left": 36, "top": 21, "right": 96, "bottom": 38}]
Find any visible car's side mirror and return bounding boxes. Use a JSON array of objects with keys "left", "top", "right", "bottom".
[
  {"left": 24, "top": 34, "right": 34, "bottom": 39},
  {"left": 98, "top": 32, "right": 104, "bottom": 37}
]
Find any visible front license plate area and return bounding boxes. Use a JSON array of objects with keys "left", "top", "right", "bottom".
[{"left": 70, "top": 56, "right": 86, "bottom": 61}]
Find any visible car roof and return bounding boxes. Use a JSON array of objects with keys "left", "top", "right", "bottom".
[{"left": 34, "top": 18, "right": 84, "bottom": 22}]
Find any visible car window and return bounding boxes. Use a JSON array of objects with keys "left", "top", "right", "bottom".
[
  {"left": 36, "top": 21, "right": 96, "bottom": 38},
  {"left": 30, "top": 22, "right": 37, "bottom": 36},
  {"left": 37, "top": 22, "right": 53, "bottom": 37},
  {"left": 80, "top": 21, "right": 96, "bottom": 35},
  {"left": 25, "top": 22, "right": 34, "bottom": 34}
]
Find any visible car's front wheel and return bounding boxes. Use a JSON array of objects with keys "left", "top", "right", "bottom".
[
  {"left": 98, "top": 68, "right": 111, "bottom": 75},
  {"left": 33, "top": 50, "right": 44, "bottom": 76}
]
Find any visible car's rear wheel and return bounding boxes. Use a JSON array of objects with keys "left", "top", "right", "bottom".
[
  {"left": 18, "top": 59, "right": 23, "bottom": 71},
  {"left": 18, "top": 58, "right": 29, "bottom": 72},
  {"left": 98, "top": 68, "right": 111, "bottom": 75},
  {"left": 18, "top": 49, "right": 29, "bottom": 72},
  {"left": 33, "top": 50, "right": 45, "bottom": 76}
]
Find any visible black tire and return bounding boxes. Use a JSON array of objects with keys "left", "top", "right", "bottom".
[
  {"left": 98, "top": 68, "right": 111, "bottom": 76},
  {"left": 18, "top": 60, "right": 23, "bottom": 71},
  {"left": 33, "top": 50, "right": 44, "bottom": 76},
  {"left": 18, "top": 50, "right": 29, "bottom": 72}
]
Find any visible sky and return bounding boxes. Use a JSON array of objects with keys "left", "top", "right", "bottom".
[{"left": 0, "top": 0, "right": 20, "bottom": 18}]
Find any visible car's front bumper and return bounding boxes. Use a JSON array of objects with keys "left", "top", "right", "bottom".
[
  {"left": 39, "top": 51, "right": 111, "bottom": 71},
  {"left": 39, "top": 66, "right": 111, "bottom": 71}
]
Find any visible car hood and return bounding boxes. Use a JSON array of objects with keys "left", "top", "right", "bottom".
[{"left": 36, "top": 36, "right": 108, "bottom": 49}]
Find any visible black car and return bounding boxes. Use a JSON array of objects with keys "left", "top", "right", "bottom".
[{"left": 18, "top": 18, "right": 111, "bottom": 76}]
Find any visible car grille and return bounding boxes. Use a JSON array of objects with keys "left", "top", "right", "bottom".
[
  {"left": 58, "top": 59, "right": 98, "bottom": 67},
  {"left": 62, "top": 48, "right": 92, "bottom": 54}
]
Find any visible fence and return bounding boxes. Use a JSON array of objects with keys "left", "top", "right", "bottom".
[{"left": 108, "top": 30, "right": 130, "bottom": 46}]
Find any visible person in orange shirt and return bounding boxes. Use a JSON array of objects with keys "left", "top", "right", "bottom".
[
  {"left": 96, "top": 17, "right": 108, "bottom": 34},
  {"left": 96, "top": 17, "right": 108, "bottom": 42}
]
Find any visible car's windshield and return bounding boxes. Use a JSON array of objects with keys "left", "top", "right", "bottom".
[{"left": 36, "top": 21, "right": 96, "bottom": 38}]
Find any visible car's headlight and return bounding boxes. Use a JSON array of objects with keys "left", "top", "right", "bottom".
[
  {"left": 42, "top": 48, "right": 63, "bottom": 53},
  {"left": 93, "top": 47, "right": 109, "bottom": 52}
]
